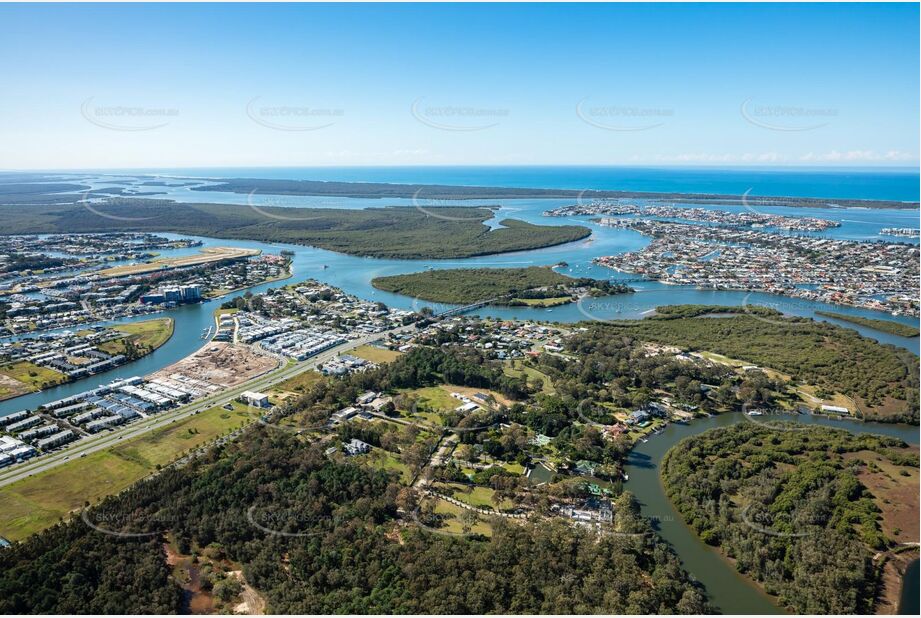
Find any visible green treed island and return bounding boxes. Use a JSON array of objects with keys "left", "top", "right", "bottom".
[
  {"left": 0, "top": 201, "right": 590, "bottom": 260},
  {"left": 371, "top": 266, "right": 630, "bottom": 305},
  {"left": 662, "top": 422, "right": 919, "bottom": 614}
]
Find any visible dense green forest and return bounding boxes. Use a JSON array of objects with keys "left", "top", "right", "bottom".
[
  {"left": 815, "top": 311, "right": 920, "bottom": 338},
  {"left": 371, "top": 266, "right": 630, "bottom": 304},
  {"left": 0, "top": 201, "right": 590, "bottom": 260},
  {"left": 589, "top": 307, "right": 919, "bottom": 422},
  {"left": 661, "top": 423, "right": 918, "bottom": 613},
  {"left": 0, "top": 428, "right": 711, "bottom": 614}
]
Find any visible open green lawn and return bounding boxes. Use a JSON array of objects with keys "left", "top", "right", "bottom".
[
  {"left": 0, "top": 402, "right": 259, "bottom": 541},
  {"left": 0, "top": 450, "right": 149, "bottom": 541},
  {"left": 351, "top": 344, "right": 402, "bottom": 364},
  {"left": 511, "top": 296, "right": 572, "bottom": 307},
  {"left": 435, "top": 482, "right": 515, "bottom": 511},
  {"left": 430, "top": 498, "right": 493, "bottom": 536},
  {"left": 500, "top": 461, "right": 525, "bottom": 474},
  {"left": 97, "top": 317, "right": 174, "bottom": 355},
  {"left": 401, "top": 386, "right": 460, "bottom": 412},
  {"left": 112, "top": 401, "right": 255, "bottom": 469},
  {"left": 360, "top": 449, "right": 413, "bottom": 484},
  {"left": 0, "top": 361, "right": 67, "bottom": 395},
  {"left": 270, "top": 369, "right": 324, "bottom": 395},
  {"left": 504, "top": 362, "right": 556, "bottom": 394}
]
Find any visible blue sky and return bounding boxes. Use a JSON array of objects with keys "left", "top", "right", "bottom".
[{"left": 0, "top": 2, "right": 918, "bottom": 169}]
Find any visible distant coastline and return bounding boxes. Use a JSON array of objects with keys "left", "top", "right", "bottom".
[{"left": 189, "top": 177, "right": 920, "bottom": 209}]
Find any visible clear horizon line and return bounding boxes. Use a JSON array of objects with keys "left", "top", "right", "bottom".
[{"left": 2, "top": 163, "right": 919, "bottom": 173}]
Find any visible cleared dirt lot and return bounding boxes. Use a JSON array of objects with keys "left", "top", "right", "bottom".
[{"left": 149, "top": 342, "right": 278, "bottom": 388}]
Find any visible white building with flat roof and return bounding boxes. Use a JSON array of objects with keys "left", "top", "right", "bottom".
[{"left": 239, "top": 390, "right": 270, "bottom": 408}]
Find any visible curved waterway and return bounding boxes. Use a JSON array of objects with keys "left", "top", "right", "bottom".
[{"left": 624, "top": 412, "right": 920, "bottom": 614}]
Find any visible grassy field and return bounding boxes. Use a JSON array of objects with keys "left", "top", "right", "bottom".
[
  {"left": 435, "top": 482, "right": 515, "bottom": 511},
  {"left": 98, "top": 317, "right": 174, "bottom": 355},
  {"left": 430, "top": 498, "right": 493, "bottom": 536},
  {"left": 510, "top": 296, "right": 572, "bottom": 307},
  {"left": 0, "top": 361, "right": 67, "bottom": 399},
  {"left": 402, "top": 386, "right": 460, "bottom": 412},
  {"left": 351, "top": 344, "right": 402, "bottom": 364},
  {"left": 504, "top": 361, "right": 556, "bottom": 394},
  {"left": 112, "top": 401, "right": 254, "bottom": 469},
  {"left": 270, "top": 369, "right": 324, "bottom": 395},
  {"left": 360, "top": 449, "right": 413, "bottom": 484},
  {"left": 0, "top": 402, "right": 258, "bottom": 540}
]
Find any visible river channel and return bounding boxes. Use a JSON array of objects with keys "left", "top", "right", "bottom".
[{"left": 624, "top": 412, "right": 920, "bottom": 614}]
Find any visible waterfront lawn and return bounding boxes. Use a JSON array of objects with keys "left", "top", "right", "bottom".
[
  {"left": 98, "top": 317, "right": 174, "bottom": 355},
  {"left": 0, "top": 361, "right": 67, "bottom": 394},
  {"left": 510, "top": 296, "right": 572, "bottom": 307},
  {"left": 351, "top": 344, "right": 402, "bottom": 364},
  {"left": 0, "top": 402, "right": 259, "bottom": 540}
]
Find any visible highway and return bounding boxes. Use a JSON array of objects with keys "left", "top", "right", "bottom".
[{"left": 0, "top": 324, "right": 416, "bottom": 488}]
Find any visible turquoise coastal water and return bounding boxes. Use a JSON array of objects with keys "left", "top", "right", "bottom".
[{"left": 76, "top": 165, "right": 921, "bottom": 201}]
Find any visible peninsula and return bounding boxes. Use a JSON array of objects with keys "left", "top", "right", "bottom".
[{"left": 0, "top": 201, "right": 592, "bottom": 260}]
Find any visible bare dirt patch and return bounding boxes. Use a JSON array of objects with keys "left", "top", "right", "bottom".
[
  {"left": 877, "top": 550, "right": 919, "bottom": 615},
  {"left": 0, "top": 373, "right": 30, "bottom": 400},
  {"left": 149, "top": 342, "right": 278, "bottom": 389},
  {"left": 843, "top": 449, "right": 920, "bottom": 544}
]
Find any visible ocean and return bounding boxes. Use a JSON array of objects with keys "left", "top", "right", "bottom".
[{"left": 67, "top": 165, "right": 920, "bottom": 202}]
